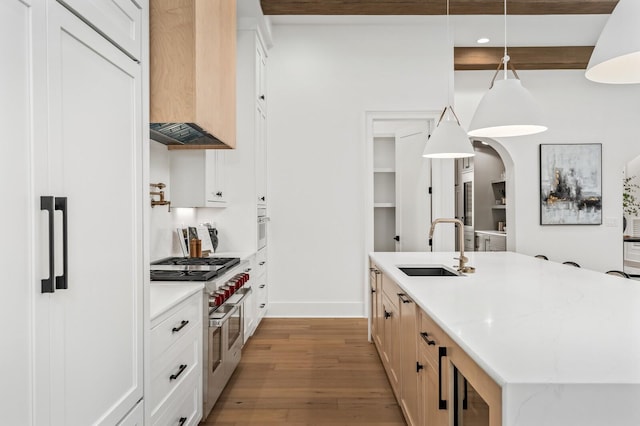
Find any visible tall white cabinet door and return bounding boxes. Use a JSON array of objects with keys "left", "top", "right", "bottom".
[
  {"left": 256, "top": 105, "right": 267, "bottom": 205},
  {"left": 46, "top": 2, "right": 143, "bottom": 425},
  {"left": 0, "top": 0, "right": 38, "bottom": 422},
  {"left": 57, "top": 0, "right": 143, "bottom": 60},
  {"left": 395, "top": 126, "right": 431, "bottom": 252}
]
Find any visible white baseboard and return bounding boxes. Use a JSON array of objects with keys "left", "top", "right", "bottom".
[{"left": 265, "top": 302, "right": 365, "bottom": 318}]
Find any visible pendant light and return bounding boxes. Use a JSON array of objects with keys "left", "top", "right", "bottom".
[
  {"left": 467, "top": 0, "right": 547, "bottom": 138},
  {"left": 423, "top": 0, "right": 474, "bottom": 159},
  {"left": 586, "top": 0, "right": 640, "bottom": 84}
]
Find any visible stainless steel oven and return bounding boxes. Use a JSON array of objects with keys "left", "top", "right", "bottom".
[
  {"left": 203, "top": 277, "right": 251, "bottom": 418},
  {"left": 257, "top": 208, "right": 269, "bottom": 250}
]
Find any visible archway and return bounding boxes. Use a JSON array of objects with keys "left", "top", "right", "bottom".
[{"left": 468, "top": 138, "right": 516, "bottom": 251}]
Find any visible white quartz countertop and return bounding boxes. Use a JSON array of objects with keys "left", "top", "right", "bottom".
[
  {"left": 150, "top": 283, "right": 204, "bottom": 321},
  {"left": 474, "top": 230, "right": 507, "bottom": 237},
  {"left": 370, "top": 251, "right": 640, "bottom": 425}
]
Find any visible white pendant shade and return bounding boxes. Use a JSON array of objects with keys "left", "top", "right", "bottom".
[
  {"left": 468, "top": 79, "right": 547, "bottom": 138},
  {"left": 586, "top": 0, "right": 640, "bottom": 84},
  {"left": 423, "top": 111, "right": 474, "bottom": 159}
]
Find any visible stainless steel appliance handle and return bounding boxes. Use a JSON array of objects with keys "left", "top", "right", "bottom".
[{"left": 209, "top": 305, "right": 239, "bottom": 328}]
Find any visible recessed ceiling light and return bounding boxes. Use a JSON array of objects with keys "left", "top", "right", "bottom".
[{"left": 477, "top": 37, "right": 490, "bottom": 44}]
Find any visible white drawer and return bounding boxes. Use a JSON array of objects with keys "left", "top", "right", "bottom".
[
  {"left": 150, "top": 326, "right": 200, "bottom": 415},
  {"left": 256, "top": 248, "right": 267, "bottom": 277},
  {"left": 151, "top": 292, "right": 201, "bottom": 361},
  {"left": 151, "top": 363, "right": 201, "bottom": 426}
]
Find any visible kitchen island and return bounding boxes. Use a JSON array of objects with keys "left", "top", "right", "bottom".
[{"left": 370, "top": 251, "right": 640, "bottom": 426}]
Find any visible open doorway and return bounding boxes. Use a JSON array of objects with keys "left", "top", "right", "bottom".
[{"left": 455, "top": 140, "right": 509, "bottom": 252}]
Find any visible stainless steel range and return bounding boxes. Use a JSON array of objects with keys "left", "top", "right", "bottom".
[{"left": 150, "top": 256, "right": 251, "bottom": 419}]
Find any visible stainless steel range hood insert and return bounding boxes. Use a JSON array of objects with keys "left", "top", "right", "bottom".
[{"left": 150, "top": 123, "right": 226, "bottom": 147}]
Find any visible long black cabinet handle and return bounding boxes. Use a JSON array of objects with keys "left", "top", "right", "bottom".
[
  {"left": 41, "top": 196, "right": 55, "bottom": 293},
  {"left": 54, "top": 197, "right": 68, "bottom": 290},
  {"left": 172, "top": 320, "right": 189, "bottom": 333},
  {"left": 438, "top": 347, "right": 447, "bottom": 410},
  {"left": 463, "top": 377, "right": 468, "bottom": 410},
  {"left": 420, "top": 332, "right": 436, "bottom": 346},
  {"left": 178, "top": 417, "right": 187, "bottom": 426},
  {"left": 169, "top": 364, "right": 187, "bottom": 381}
]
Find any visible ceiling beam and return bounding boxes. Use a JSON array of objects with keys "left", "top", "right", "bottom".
[
  {"left": 261, "top": 0, "right": 618, "bottom": 16},
  {"left": 454, "top": 46, "right": 595, "bottom": 70}
]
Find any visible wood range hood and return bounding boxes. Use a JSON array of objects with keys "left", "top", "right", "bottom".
[{"left": 150, "top": 0, "right": 236, "bottom": 149}]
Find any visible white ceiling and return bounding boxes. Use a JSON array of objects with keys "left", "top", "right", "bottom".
[{"left": 268, "top": 14, "right": 611, "bottom": 47}]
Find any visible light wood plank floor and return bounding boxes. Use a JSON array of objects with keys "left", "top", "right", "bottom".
[{"left": 201, "top": 318, "right": 406, "bottom": 426}]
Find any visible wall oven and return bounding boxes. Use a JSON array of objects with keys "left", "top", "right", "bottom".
[{"left": 257, "top": 208, "right": 269, "bottom": 250}]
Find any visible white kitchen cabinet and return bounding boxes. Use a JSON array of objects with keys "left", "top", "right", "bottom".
[
  {"left": 1, "top": 0, "right": 38, "bottom": 421},
  {"left": 255, "top": 247, "right": 269, "bottom": 322},
  {"left": 256, "top": 41, "right": 267, "bottom": 110},
  {"left": 243, "top": 255, "right": 257, "bottom": 341},
  {"left": 58, "top": 0, "right": 143, "bottom": 60},
  {"left": 475, "top": 232, "right": 506, "bottom": 252},
  {"left": 256, "top": 105, "right": 268, "bottom": 205},
  {"left": 0, "top": 0, "right": 146, "bottom": 424},
  {"left": 170, "top": 150, "right": 228, "bottom": 207},
  {"left": 117, "top": 401, "right": 144, "bottom": 426},
  {"left": 46, "top": 2, "right": 145, "bottom": 424},
  {"left": 150, "top": 291, "right": 203, "bottom": 425}
]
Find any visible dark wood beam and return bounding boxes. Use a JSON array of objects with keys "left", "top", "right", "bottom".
[
  {"left": 261, "top": 0, "right": 617, "bottom": 16},
  {"left": 454, "top": 46, "right": 595, "bottom": 70}
]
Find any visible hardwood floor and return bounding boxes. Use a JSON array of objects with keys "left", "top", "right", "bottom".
[{"left": 201, "top": 318, "right": 406, "bottom": 426}]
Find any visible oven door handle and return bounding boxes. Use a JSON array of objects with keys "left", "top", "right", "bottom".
[{"left": 209, "top": 304, "right": 239, "bottom": 328}]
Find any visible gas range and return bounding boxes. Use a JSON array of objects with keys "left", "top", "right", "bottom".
[{"left": 150, "top": 257, "right": 240, "bottom": 281}]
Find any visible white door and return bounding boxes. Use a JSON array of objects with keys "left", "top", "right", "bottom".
[
  {"left": 256, "top": 105, "right": 267, "bottom": 205},
  {"left": 0, "top": 0, "right": 38, "bottom": 422},
  {"left": 57, "top": 0, "right": 143, "bottom": 60},
  {"left": 395, "top": 126, "right": 432, "bottom": 252},
  {"left": 45, "top": 2, "right": 144, "bottom": 425}
]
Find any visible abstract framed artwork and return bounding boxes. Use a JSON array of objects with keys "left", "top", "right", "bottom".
[{"left": 540, "top": 143, "right": 602, "bottom": 225}]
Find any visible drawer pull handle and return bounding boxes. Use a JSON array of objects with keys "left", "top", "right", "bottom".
[
  {"left": 170, "top": 364, "right": 187, "bottom": 381},
  {"left": 384, "top": 310, "right": 392, "bottom": 319},
  {"left": 259, "top": 284, "right": 266, "bottom": 289},
  {"left": 178, "top": 417, "right": 187, "bottom": 426},
  {"left": 416, "top": 361, "right": 424, "bottom": 373},
  {"left": 259, "top": 261, "right": 266, "bottom": 266},
  {"left": 398, "top": 293, "right": 412, "bottom": 304},
  {"left": 260, "top": 303, "right": 266, "bottom": 308},
  {"left": 172, "top": 320, "right": 189, "bottom": 333},
  {"left": 420, "top": 332, "right": 436, "bottom": 346}
]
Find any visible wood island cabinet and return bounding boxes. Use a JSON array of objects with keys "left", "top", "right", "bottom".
[{"left": 371, "top": 268, "right": 502, "bottom": 426}]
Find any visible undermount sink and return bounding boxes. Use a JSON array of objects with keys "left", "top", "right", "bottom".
[{"left": 398, "top": 266, "right": 460, "bottom": 277}]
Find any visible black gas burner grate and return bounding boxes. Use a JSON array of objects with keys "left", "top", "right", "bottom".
[{"left": 152, "top": 257, "right": 239, "bottom": 266}]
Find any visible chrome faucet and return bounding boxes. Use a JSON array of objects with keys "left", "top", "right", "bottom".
[{"left": 428, "top": 218, "right": 475, "bottom": 273}]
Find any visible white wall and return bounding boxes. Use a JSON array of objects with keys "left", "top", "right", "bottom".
[
  {"left": 456, "top": 70, "right": 640, "bottom": 271},
  {"left": 149, "top": 141, "right": 227, "bottom": 260},
  {"left": 267, "top": 22, "right": 449, "bottom": 316}
]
